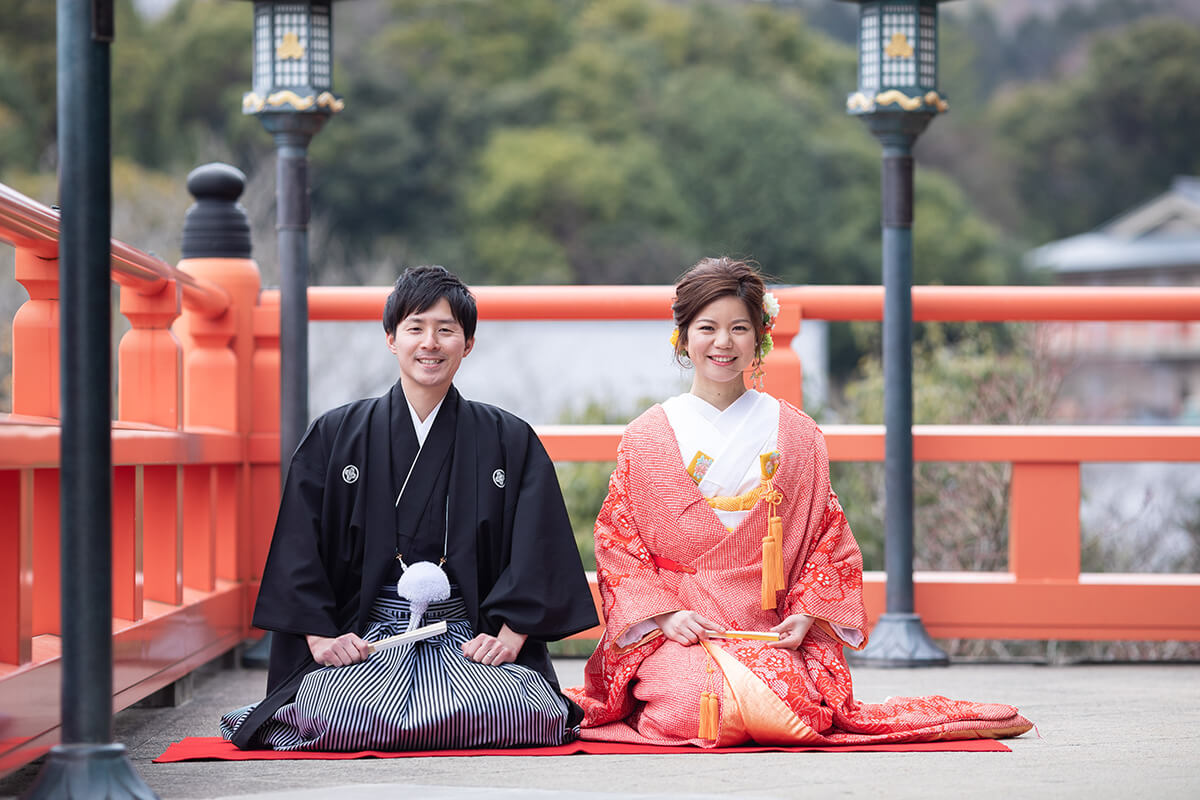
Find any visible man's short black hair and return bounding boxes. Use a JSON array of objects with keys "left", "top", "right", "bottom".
[{"left": 382, "top": 265, "right": 477, "bottom": 340}]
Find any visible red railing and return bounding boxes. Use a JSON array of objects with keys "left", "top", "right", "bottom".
[
  {"left": 0, "top": 182, "right": 265, "bottom": 774},
  {"left": 307, "top": 286, "right": 1200, "bottom": 642},
  {"left": 3, "top": 174, "right": 1200, "bottom": 774}
]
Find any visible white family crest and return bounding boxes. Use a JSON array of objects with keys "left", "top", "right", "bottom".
[
  {"left": 492, "top": 469, "right": 505, "bottom": 488},
  {"left": 342, "top": 465, "right": 360, "bottom": 484}
]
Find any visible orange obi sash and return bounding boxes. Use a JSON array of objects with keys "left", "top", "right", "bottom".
[{"left": 705, "top": 485, "right": 762, "bottom": 512}]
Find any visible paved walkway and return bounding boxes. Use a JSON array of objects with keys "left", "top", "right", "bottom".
[{"left": 2, "top": 658, "right": 1198, "bottom": 799}]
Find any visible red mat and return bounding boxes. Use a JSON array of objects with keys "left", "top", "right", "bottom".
[{"left": 154, "top": 737, "right": 1009, "bottom": 762}]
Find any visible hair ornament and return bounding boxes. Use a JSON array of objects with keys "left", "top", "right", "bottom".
[
  {"left": 757, "top": 291, "right": 779, "bottom": 360},
  {"left": 751, "top": 291, "right": 780, "bottom": 389}
]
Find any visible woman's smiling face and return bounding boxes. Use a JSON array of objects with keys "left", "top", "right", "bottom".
[{"left": 685, "top": 295, "right": 757, "bottom": 392}]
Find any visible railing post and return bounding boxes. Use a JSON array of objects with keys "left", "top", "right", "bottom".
[
  {"left": 181, "top": 465, "right": 216, "bottom": 593},
  {"left": 10, "top": 181, "right": 66, "bottom": 662},
  {"left": 0, "top": 469, "right": 33, "bottom": 665},
  {"left": 12, "top": 250, "right": 60, "bottom": 418},
  {"left": 110, "top": 465, "right": 140, "bottom": 621},
  {"left": 118, "top": 281, "right": 182, "bottom": 428},
  {"left": 1010, "top": 462, "right": 1081, "bottom": 581},
  {"left": 176, "top": 164, "right": 260, "bottom": 591},
  {"left": 764, "top": 303, "right": 803, "bottom": 409},
  {"left": 118, "top": 280, "right": 184, "bottom": 607}
]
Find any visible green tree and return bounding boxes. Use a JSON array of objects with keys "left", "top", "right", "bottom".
[
  {"left": 0, "top": 0, "right": 58, "bottom": 173},
  {"left": 833, "top": 322, "right": 1065, "bottom": 572},
  {"left": 990, "top": 18, "right": 1200, "bottom": 241},
  {"left": 463, "top": 127, "right": 692, "bottom": 283}
]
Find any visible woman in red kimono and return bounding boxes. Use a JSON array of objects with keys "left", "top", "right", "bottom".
[{"left": 567, "top": 257, "right": 1032, "bottom": 746}]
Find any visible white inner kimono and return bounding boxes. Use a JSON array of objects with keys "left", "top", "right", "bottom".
[{"left": 662, "top": 389, "right": 779, "bottom": 531}]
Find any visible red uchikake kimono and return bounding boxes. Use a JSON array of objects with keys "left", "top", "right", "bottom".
[{"left": 567, "top": 397, "right": 1033, "bottom": 746}]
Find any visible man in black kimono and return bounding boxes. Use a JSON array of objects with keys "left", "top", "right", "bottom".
[{"left": 225, "top": 266, "right": 597, "bottom": 750}]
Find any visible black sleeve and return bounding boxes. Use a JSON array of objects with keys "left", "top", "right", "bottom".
[
  {"left": 479, "top": 426, "right": 599, "bottom": 641},
  {"left": 251, "top": 418, "right": 343, "bottom": 639}
]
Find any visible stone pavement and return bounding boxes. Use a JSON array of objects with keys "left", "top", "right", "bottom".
[{"left": 2, "top": 658, "right": 1198, "bottom": 799}]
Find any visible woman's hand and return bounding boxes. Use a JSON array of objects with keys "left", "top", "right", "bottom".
[
  {"left": 768, "top": 614, "right": 815, "bottom": 650},
  {"left": 306, "top": 632, "right": 372, "bottom": 667},
  {"left": 462, "top": 623, "right": 527, "bottom": 666},
  {"left": 653, "top": 610, "right": 723, "bottom": 646}
]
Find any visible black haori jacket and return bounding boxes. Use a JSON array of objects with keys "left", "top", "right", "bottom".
[{"left": 231, "top": 382, "right": 597, "bottom": 748}]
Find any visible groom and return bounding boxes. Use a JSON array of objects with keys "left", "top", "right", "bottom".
[{"left": 231, "top": 265, "right": 597, "bottom": 749}]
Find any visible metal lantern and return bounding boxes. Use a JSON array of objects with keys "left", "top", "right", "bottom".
[
  {"left": 836, "top": 0, "right": 960, "bottom": 667},
  {"left": 237, "top": 4, "right": 348, "bottom": 675},
  {"left": 840, "top": 1, "right": 949, "bottom": 116},
  {"left": 242, "top": 1, "right": 344, "bottom": 116}
]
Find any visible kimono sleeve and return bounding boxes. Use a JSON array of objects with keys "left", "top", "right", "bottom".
[
  {"left": 478, "top": 425, "right": 598, "bottom": 641},
  {"left": 591, "top": 436, "right": 683, "bottom": 648},
  {"left": 781, "top": 426, "right": 868, "bottom": 648},
  {"left": 251, "top": 418, "right": 342, "bottom": 639}
]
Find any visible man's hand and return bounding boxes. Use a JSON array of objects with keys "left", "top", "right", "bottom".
[
  {"left": 653, "top": 610, "right": 723, "bottom": 646},
  {"left": 768, "top": 614, "right": 815, "bottom": 650},
  {"left": 306, "top": 632, "right": 372, "bottom": 667},
  {"left": 462, "top": 623, "right": 527, "bottom": 666}
]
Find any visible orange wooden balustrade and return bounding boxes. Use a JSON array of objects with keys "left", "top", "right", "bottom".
[
  {"left": 303, "top": 284, "right": 1200, "bottom": 643},
  {"left": 0, "top": 180, "right": 270, "bottom": 775},
  {"left": 4, "top": 168, "right": 1200, "bottom": 775}
]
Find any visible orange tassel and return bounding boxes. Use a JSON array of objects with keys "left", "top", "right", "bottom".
[
  {"left": 770, "top": 515, "right": 785, "bottom": 591},
  {"left": 698, "top": 691, "right": 719, "bottom": 740},
  {"left": 700, "top": 690, "right": 710, "bottom": 743},
  {"left": 762, "top": 536, "right": 778, "bottom": 610}
]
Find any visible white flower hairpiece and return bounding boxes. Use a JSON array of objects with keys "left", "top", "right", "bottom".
[
  {"left": 757, "top": 292, "right": 780, "bottom": 360},
  {"left": 762, "top": 292, "right": 780, "bottom": 323}
]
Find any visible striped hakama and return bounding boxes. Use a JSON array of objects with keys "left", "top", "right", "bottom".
[{"left": 220, "top": 588, "right": 573, "bottom": 751}]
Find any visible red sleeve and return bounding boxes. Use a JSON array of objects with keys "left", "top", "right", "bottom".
[
  {"left": 592, "top": 438, "right": 681, "bottom": 646},
  {"left": 780, "top": 425, "right": 869, "bottom": 647}
]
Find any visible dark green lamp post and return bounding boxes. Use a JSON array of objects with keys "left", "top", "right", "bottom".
[
  {"left": 23, "top": 2, "right": 157, "bottom": 797},
  {"left": 242, "top": 0, "right": 343, "bottom": 476},
  {"left": 839, "top": 0, "right": 952, "bottom": 667},
  {"left": 239, "top": 0, "right": 344, "bottom": 669}
]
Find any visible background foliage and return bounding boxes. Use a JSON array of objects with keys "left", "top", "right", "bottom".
[
  {"left": 5, "top": 0, "right": 1196, "bottom": 368},
  {"left": 4, "top": 0, "right": 1196, "bottom": 290}
]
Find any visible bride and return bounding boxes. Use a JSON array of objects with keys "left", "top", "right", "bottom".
[{"left": 567, "top": 257, "right": 1032, "bottom": 746}]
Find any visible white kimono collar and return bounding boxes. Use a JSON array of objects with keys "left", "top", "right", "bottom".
[
  {"left": 407, "top": 397, "right": 445, "bottom": 448},
  {"left": 662, "top": 390, "right": 779, "bottom": 498}
]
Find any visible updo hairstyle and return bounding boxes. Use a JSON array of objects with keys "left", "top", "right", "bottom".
[{"left": 671, "top": 257, "right": 766, "bottom": 365}]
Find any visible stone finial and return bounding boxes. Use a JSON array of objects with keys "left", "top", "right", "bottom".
[{"left": 182, "top": 163, "right": 252, "bottom": 259}]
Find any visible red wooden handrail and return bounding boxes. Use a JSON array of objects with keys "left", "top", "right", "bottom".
[
  {"left": 789, "top": 285, "right": 1200, "bottom": 322},
  {"left": 300, "top": 284, "right": 1200, "bottom": 323},
  {"left": 535, "top": 424, "right": 1200, "bottom": 464},
  {"left": 0, "top": 182, "right": 231, "bottom": 318}
]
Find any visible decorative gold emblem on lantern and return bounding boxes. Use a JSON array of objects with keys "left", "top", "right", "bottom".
[
  {"left": 276, "top": 31, "right": 304, "bottom": 60},
  {"left": 884, "top": 32, "right": 913, "bottom": 59}
]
